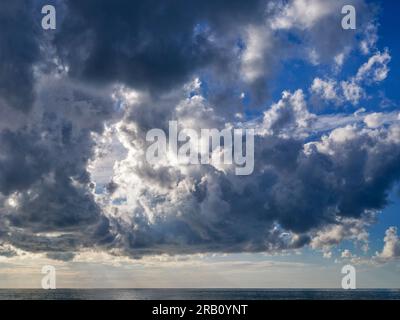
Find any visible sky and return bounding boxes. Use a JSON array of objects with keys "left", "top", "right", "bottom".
[{"left": 0, "top": 0, "right": 399, "bottom": 288}]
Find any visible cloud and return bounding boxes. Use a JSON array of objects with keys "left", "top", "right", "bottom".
[
  {"left": 364, "top": 112, "right": 385, "bottom": 129},
  {"left": 50, "top": 0, "right": 375, "bottom": 111},
  {"left": 0, "top": 0, "right": 398, "bottom": 263},
  {"left": 310, "top": 216, "right": 371, "bottom": 252},
  {"left": 310, "top": 77, "right": 365, "bottom": 107},
  {"left": 375, "top": 227, "right": 400, "bottom": 262},
  {"left": 340, "top": 80, "right": 364, "bottom": 105},
  {"left": 0, "top": 74, "right": 116, "bottom": 254},
  {"left": 262, "top": 90, "right": 315, "bottom": 136},
  {"left": 86, "top": 82, "right": 400, "bottom": 258},
  {"left": 241, "top": 26, "right": 273, "bottom": 83},
  {"left": 0, "top": 1, "right": 42, "bottom": 112},
  {"left": 341, "top": 249, "right": 353, "bottom": 258},
  {"left": 310, "top": 50, "right": 392, "bottom": 107},
  {"left": 356, "top": 50, "right": 391, "bottom": 83},
  {"left": 323, "top": 250, "right": 332, "bottom": 259},
  {"left": 360, "top": 22, "right": 378, "bottom": 55},
  {"left": 311, "top": 78, "right": 341, "bottom": 103},
  {"left": 269, "top": 0, "right": 373, "bottom": 66},
  {"left": 0, "top": 243, "right": 18, "bottom": 258},
  {"left": 270, "top": 0, "right": 338, "bottom": 30}
]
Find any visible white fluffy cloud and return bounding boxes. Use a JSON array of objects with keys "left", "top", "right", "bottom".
[
  {"left": 340, "top": 80, "right": 364, "bottom": 105},
  {"left": 311, "top": 78, "right": 340, "bottom": 102},
  {"left": 310, "top": 50, "right": 391, "bottom": 106},
  {"left": 262, "top": 90, "right": 315, "bottom": 137},
  {"left": 310, "top": 216, "right": 371, "bottom": 252},
  {"left": 375, "top": 227, "right": 400, "bottom": 262},
  {"left": 270, "top": 0, "right": 339, "bottom": 30},
  {"left": 364, "top": 112, "right": 385, "bottom": 129},
  {"left": 360, "top": 23, "right": 378, "bottom": 55},
  {"left": 241, "top": 25, "right": 273, "bottom": 83},
  {"left": 356, "top": 50, "right": 391, "bottom": 83}
]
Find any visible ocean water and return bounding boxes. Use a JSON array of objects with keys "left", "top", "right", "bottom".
[{"left": 0, "top": 289, "right": 399, "bottom": 300}]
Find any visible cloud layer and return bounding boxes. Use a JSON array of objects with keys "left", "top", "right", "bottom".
[{"left": 0, "top": 0, "right": 399, "bottom": 262}]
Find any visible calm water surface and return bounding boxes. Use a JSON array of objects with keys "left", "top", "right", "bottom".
[{"left": 0, "top": 289, "right": 399, "bottom": 300}]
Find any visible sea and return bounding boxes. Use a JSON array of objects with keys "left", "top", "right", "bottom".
[{"left": 0, "top": 289, "right": 399, "bottom": 300}]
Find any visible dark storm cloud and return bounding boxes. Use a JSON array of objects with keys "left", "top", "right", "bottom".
[
  {"left": 46, "top": 251, "right": 75, "bottom": 261},
  {"left": 0, "top": 1, "right": 41, "bottom": 112},
  {"left": 54, "top": 0, "right": 269, "bottom": 101},
  {"left": 0, "top": 129, "right": 52, "bottom": 195},
  {"left": 0, "top": 1, "right": 118, "bottom": 257},
  {"left": 0, "top": 77, "right": 116, "bottom": 254}
]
